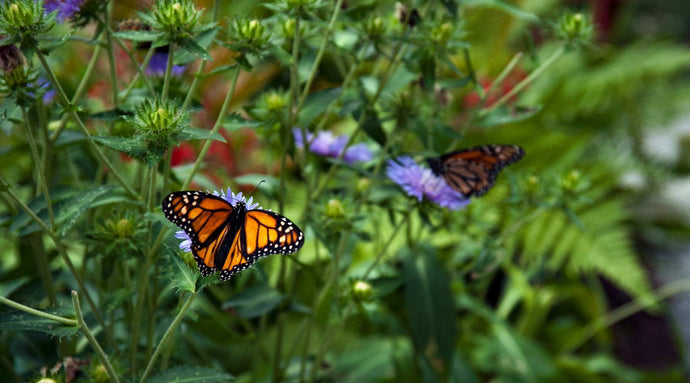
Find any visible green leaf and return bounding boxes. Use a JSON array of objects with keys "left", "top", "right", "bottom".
[
  {"left": 466, "top": 0, "right": 538, "bottom": 22},
  {"left": 223, "top": 113, "right": 263, "bottom": 132},
  {"left": 179, "top": 127, "right": 226, "bottom": 142},
  {"left": 232, "top": 173, "right": 279, "bottom": 196},
  {"left": 92, "top": 135, "right": 147, "bottom": 158},
  {"left": 113, "top": 30, "right": 160, "bottom": 42},
  {"left": 297, "top": 87, "right": 342, "bottom": 127},
  {"left": 0, "top": 309, "right": 77, "bottom": 337},
  {"left": 40, "top": 30, "right": 77, "bottom": 54},
  {"left": 478, "top": 105, "right": 542, "bottom": 127},
  {"left": 420, "top": 52, "right": 437, "bottom": 90},
  {"left": 221, "top": 285, "right": 285, "bottom": 318},
  {"left": 358, "top": 109, "right": 386, "bottom": 146},
  {"left": 56, "top": 185, "right": 118, "bottom": 236},
  {"left": 167, "top": 248, "right": 198, "bottom": 293},
  {"left": 334, "top": 29, "right": 359, "bottom": 50},
  {"left": 178, "top": 37, "right": 212, "bottom": 61},
  {"left": 451, "top": 352, "right": 479, "bottom": 383},
  {"left": 148, "top": 366, "right": 234, "bottom": 383},
  {"left": 175, "top": 26, "right": 218, "bottom": 65},
  {"left": 403, "top": 245, "right": 456, "bottom": 370}
]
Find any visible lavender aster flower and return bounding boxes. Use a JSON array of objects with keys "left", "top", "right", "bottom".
[
  {"left": 45, "top": 0, "right": 85, "bottom": 23},
  {"left": 293, "top": 128, "right": 372, "bottom": 164},
  {"left": 145, "top": 51, "right": 186, "bottom": 76},
  {"left": 386, "top": 156, "right": 470, "bottom": 210},
  {"left": 175, "top": 187, "right": 262, "bottom": 253}
]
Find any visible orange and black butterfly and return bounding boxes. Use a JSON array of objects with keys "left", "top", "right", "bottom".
[
  {"left": 427, "top": 145, "right": 525, "bottom": 197},
  {"left": 162, "top": 191, "right": 304, "bottom": 280}
]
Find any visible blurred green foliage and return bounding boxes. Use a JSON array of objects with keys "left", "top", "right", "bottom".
[{"left": 1, "top": 0, "right": 690, "bottom": 382}]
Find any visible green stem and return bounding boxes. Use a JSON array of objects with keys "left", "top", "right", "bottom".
[
  {"left": 560, "top": 278, "right": 690, "bottom": 353},
  {"left": 35, "top": 50, "right": 139, "bottom": 199},
  {"left": 483, "top": 51, "right": 523, "bottom": 104},
  {"left": 49, "top": 39, "right": 103, "bottom": 143},
  {"left": 481, "top": 46, "right": 565, "bottom": 115},
  {"left": 181, "top": 66, "right": 241, "bottom": 189},
  {"left": 106, "top": 23, "right": 156, "bottom": 96},
  {"left": 361, "top": 210, "right": 411, "bottom": 280},
  {"left": 312, "top": 36, "right": 409, "bottom": 199},
  {"left": 0, "top": 176, "right": 115, "bottom": 348},
  {"left": 161, "top": 43, "right": 176, "bottom": 101},
  {"left": 104, "top": 2, "right": 119, "bottom": 107},
  {"left": 294, "top": 0, "right": 343, "bottom": 114},
  {"left": 181, "top": 60, "right": 207, "bottom": 111},
  {"left": 21, "top": 107, "right": 55, "bottom": 229},
  {"left": 71, "top": 291, "right": 120, "bottom": 383},
  {"left": 140, "top": 292, "right": 197, "bottom": 383},
  {"left": 0, "top": 295, "right": 76, "bottom": 326},
  {"left": 119, "top": 45, "right": 156, "bottom": 103}
]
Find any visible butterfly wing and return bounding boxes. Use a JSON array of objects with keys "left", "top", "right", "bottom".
[
  {"left": 162, "top": 191, "right": 237, "bottom": 277},
  {"left": 440, "top": 145, "right": 525, "bottom": 197},
  {"left": 214, "top": 209, "right": 304, "bottom": 280}
]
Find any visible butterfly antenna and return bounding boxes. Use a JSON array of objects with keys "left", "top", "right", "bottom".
[{"left": 247, "top": 180, "right": 265, "bottom": 196}]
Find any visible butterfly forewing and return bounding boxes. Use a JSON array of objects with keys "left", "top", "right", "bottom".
[
  {"left": 162, "top": 191, "right": 305, "bottom": 281},
  {"left": 434, "top": 144, "right": 525, "bottom": 197}
]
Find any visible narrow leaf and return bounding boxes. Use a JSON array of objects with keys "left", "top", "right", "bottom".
[
  {"left": 0, "top": 309, "right": 77, "bottom": 337},
  {"left": 403, "top": 245, "right": 456, "bottom": 371},
  {"left": 113, "top": 30, "right": 160, "bottom": 42},
  {"left": 297, "top": 87, "right": 342, "bottom": 127},
  {"left": 56, "top": 185, "right": 117, "bottom": 236},
  {"left": 179, "top": 127, "right": 226, "bottom": 142},
  {"left": 223, "top": 113, "right": 263, "bottom": 131},
  {"left": 148, "top": 366, "right": 234, "bottom": 383},
  {"left": 167, "top": 248, "right": 198, "bottom": 293},
  {"left": 221, "top": 285, "right": 285, "bottom": 318}
]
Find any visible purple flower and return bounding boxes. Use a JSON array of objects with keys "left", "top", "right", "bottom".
[
  {"left": 145, "top": 51, "right": 186, "bottom": 77},
  {"left": 174, "top": 187, "right": 261, "bottom": 253},
  {"left": 386, "top": 156, "right": 470, "bottom": 210},
  {"left": 45, "top": 0, "right": 85, "bottom": 23},
  {"left": 293, "top": 128, "right": 373, "bottom": 163}
]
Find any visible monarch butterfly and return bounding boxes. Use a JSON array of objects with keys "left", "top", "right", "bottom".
[
  {"left": 427, "top": 144, "right": 525, "bottom": 197},
  {"left": 162, "top": 190, "right": 304, "bottom": 280}
]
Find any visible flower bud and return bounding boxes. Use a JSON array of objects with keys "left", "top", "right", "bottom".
[
  {"left": 351, "top": 280, "right": 373, "bottom": 301},
  {"left": 90, "top": 364, "right": 110, "bottom": 383},
  {"left": 282, "top": 18, "right": 296, "bottom": 39},
  {"left": 0, "top": 44, "right": 25, "bottom": 73},
  {"left": 264, "top": 90, "right": 288, "bottom": 113},
  {"left": 326, "top": 199, "right": 345, "bottom": 219},
  {"left": 356, "top": 178, "right": 371, "bottom": 193},
  {"left": 0, "top": 0, "right": 48, "bottom": 41},
  {"left": 150, "top": 0, "right": 202, "bottom": 39},
  {"left": 561, "top": 170, "right": 581, "bottom": 192},
  {"left": 432, "top": 22, "right": 453, "bottom": 45},
  {"left": 556, "top": 12, "right": 592, "bottom": 48}
]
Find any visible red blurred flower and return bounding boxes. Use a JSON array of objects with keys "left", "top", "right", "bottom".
[
  {"left": 462, "top": 68, "right": 527, "bottom": 109},
  {"left": 171, "top": 143, "right": 196, "bottom": 166}
]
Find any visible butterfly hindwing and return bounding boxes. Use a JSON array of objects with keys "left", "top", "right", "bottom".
[
  {"left": 162, "top": 191, "right": 304, "bottom": 281},
  {"left": 430, "top": 144, "right": 525, "bottom": 197}
]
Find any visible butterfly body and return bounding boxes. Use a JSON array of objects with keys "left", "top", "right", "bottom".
[
  {"left": 427, "top": 144, "right": 525, "bottom": 197},
  {"left": 162, "top": 191, "right": 304, "bottom": 280}
]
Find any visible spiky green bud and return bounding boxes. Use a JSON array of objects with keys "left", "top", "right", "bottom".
[{"left": 556, "top": 12, "right": 593, "bottom": 49}]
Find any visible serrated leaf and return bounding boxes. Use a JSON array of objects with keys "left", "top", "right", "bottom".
[
  {"left": 223, "top": 114, "right": 263, "bottom": 131},
  {"left": 222, "top": 285, "right": 285, "bottom": 318},
  {"left": 179, "top": 38, "right": 211, "bottom": 61},
  {"left": 167, "top": 249, "right": 198, "bottom": 293},
  {"left": 92, "top": 135, "right": 148, "bottom": 158},
  {"left": 403, "top": 245, "right": 456, "bottom": 370},
  {"left": 40, "top": 30, "right": 77, "bottom": 54},
  {"left": 175, "top": 26, "right": 218, "bottom": 65},
  {"left": 56, "top": 185, "right": 118, "bottom": 236},
  {"left": 478, "top": 105, "right": 542, "bottom": 127},
  {"left": 148, "top": 366, "right": 234, "bottom": 383},
  {"left": 114, "top": 30, "right": 160, "bottom": 42},
  {"left": 179, "top": 127, "right": 226, "bottom": 142},
  {"left": 297, "top": 87, "right": 342, "bottom": 127},
  {"left": 0, "top": 309, "right": 77, "bottom": 337}
]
